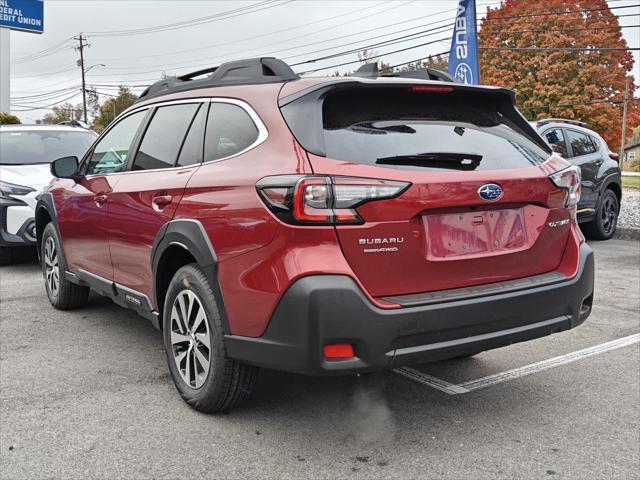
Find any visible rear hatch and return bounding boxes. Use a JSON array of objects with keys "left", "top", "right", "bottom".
[{"left": 280, "top": 81, "right": 573, "bottom": 298}]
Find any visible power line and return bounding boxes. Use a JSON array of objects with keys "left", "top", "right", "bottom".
[
  {"left": 79, "top": 4, "right": 637, "bottom": 78},
  {"left": 494, "top": 24, "right": 640, "bottom": 35},
  {"left": 482, "top": 3, "right": 640, "bottom": 22},
  {"left": 12, "top": 38, "right": 74, "bottom": 64},
  {"left": 11, "top": 86, "right": 82, "bottom": 101},
  {"left": 526, "top": 97, "right": 640, "bottom": 111},
  {"left": 89, "top": 0, "right": 399, "bottom": 62},
  {"left": 85, "top": 0, "right": 293, "bottom": 37},
  {"left": 11, "top": 91, "right": 82, "bottom": 111},
  {"left": 298, "top": 36, "right": 451, "bottom": 74},
  {"left": 10, "top": 1, "right": 636, "bottom": 100},
  {"left": 88, "top": 0, "right": 416, "bottom": 72},
  {"left": 480, "top": 47, "right": 640, "bottom": 52}
]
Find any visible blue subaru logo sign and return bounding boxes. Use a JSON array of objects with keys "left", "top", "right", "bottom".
[{"left": 478, "top": 183, "right": 503, "bottom": 201}]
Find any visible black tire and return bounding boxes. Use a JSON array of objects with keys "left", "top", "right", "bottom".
[
  {"left": 41, "top": 223, "right": 89, "bottom": 309},
  {"left": 163, "top": 263, "right": 258, "bottom": 413},
  {"left": 0, "top": 247, "right": 16, "bottom": 266},
  {"left": 583, "top": 189, "right": 619, "bottom": 240}
]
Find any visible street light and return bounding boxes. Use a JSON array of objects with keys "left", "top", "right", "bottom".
[{"left": 83, "top": 63, "right": 106, "bottom": 74}]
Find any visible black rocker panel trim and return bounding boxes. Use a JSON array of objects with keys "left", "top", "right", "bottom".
[
  {"left": 67, "top": 269, "right": 160, "bottom": 328},
  {"left": 150, "top": 219, "right": 230, "bottom": 334}
]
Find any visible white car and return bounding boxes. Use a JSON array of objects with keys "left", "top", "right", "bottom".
[{"left": 0, "top": 124, "right": 97, "bottom": 264}]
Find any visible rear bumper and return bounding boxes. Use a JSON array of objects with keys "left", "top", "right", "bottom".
[{"left": 225, "top": 243, "right": 594, "bottom": 375}]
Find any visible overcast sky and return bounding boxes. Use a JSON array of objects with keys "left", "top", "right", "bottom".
[{"left": 5, "top": 0, "right": 640, "bottom": 122}]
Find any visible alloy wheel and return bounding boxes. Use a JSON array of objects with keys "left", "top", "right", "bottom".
[
  {"left": 44, "top": 236, "right": 59, "bottom": 298},
  {"left": 170, "top": 290, "right": 211, "bottom": 389},
  {"left": 601, "top": 195, "right": 617, "bottom": 235}
]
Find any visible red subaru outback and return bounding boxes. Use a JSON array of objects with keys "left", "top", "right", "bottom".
[{"left": 36, "top": 58, "right": 593, "bottom": 412}]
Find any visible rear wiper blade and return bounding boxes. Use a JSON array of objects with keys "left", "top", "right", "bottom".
[{"left": 376, "top": 152, "right": 483, "bottom": 170}]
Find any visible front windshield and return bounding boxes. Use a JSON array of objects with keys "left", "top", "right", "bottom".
[{"left": 0, "top": 130, "right": 96, "bottom": 165}]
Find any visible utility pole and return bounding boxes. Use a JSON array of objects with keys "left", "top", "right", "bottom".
[
  {"left": 74, "top": 34, "right": 89, "bottom": 124},
  {"left": 0, "top": 28, "right": 10, "bottom": 113},
  {"left": 619, "top": 76, "right": 630, "bottom": 162}
]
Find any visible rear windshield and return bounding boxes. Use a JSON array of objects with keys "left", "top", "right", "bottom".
[
  {"left": 0, "top": 130, "right": 96, "bottom": 165},
  {"left": 283, "top": 86, "right": 550, "bottom": 171}
]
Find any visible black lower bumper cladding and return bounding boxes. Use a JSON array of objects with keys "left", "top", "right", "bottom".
[
  {"left": 225, "top": 243, "right": 594, "bottom": 375},
  {"left": 0, "top": 198, "right": 36, "bottom": 247}
]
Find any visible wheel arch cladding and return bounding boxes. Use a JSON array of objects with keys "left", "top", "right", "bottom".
[
  {"left": 605, "top": 180, "right": 622, "bottom": 204},
  {"left": 151, "top": 219, "right": 229, "bottom": 333},
  {"left": 35, "top": 193, "right": 57, "bottom": 260}
]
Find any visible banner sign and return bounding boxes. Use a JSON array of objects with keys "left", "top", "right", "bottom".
[
  {"left": 0, "top": 0, "right": 43, "bottom": 34},
  {"left": 448, "top": 0, "right": 479, "bottom": 85}
]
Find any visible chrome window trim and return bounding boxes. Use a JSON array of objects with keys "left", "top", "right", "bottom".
[
  {"left": 200, "top": 97, "right": 268, "bottom": 165},
  {"left": 83, "top": 107, "right": 151, "bottom": 177},
  {"left": 84, "top": 97, "right": 268, "bottom": 177}
]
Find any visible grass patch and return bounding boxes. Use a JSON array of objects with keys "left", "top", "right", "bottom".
[{"left": 622, "top": 176, "right": 640, "bottom": 189}]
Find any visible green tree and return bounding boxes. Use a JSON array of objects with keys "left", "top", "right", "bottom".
[
  {"left": 42, "top": 103, "right": 83, "bottom": 124},
  {"left": 0, "top": 112, "right": 21, "bottom": 124},
  {"left": 91, "top": 86, "right": 137, "bottom": 133}
]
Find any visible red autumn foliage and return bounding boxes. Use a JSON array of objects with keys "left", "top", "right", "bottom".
[{"left": 478, "top": 0, "right": 638, "bottom": 150}]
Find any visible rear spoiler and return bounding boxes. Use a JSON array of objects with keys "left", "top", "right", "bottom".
[{"left": 278, "top": 81, "right": 550, "bottom": 155}]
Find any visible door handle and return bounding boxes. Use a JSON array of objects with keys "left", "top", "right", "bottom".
[
  {"left": 152, "top": 194, "right": 173, "bottom": 208},
  {"left": 94, "top": 194, "right": 107, "bottom": 206}
]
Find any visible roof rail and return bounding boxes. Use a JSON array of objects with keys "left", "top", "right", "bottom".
[
  {"left": 536, "top": 118, "right": 588, "bottom": 128},
  {"left": 136, "top": 57, "right": 299, "bottom": 103},
  {"left": 352, "top": 62, "right": 457, "bottom": 83}
]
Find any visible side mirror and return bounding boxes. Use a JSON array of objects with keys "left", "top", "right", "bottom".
[{"left": 51, "top": 156, "right": 80, "bottom": 179}]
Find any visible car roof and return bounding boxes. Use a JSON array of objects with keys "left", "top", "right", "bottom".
[
  {"left": 0, "top": 124, "right": 95, "bottom": 133},
  {"left": 535, "top": 121, "right": 601, "bottom": 137}
]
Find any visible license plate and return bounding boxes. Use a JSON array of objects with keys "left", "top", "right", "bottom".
[{"left": 423, "top": 208, "right": 528, "bottom": 260}]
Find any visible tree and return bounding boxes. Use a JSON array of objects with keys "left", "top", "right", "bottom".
[
  {"left": 91, "top": 86, "right": 137, "bottom": 133},
  {"left": 396, "top": 54, "right": 449, "bottom": 74},
  {"left": 42, "top": 103, "right": 83, "bottom": 124},
  {"left": 0, "top": 112, "right": 21, "bottom": 124},
  {"left": 478, "top": 0, "right": 638, "bottom": 150}
]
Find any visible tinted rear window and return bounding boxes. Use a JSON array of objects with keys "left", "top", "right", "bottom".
[
  {"left": 283, "top": 86, "right": 550, "bottom": 171},
  {"left": 0, "top": 130, "right": 96, "bottom": 165}
]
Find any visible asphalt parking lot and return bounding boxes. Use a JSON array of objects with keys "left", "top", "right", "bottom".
[{"left": 1, "top": 239, "right": 638, "bottom": 479}]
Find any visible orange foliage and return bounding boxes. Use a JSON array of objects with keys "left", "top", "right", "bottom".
[{"left": 479, "top": 0, "right": 638, "bottom": 150}]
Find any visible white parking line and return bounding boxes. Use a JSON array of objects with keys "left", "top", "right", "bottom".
[
  {"left": 394, "top": 366, "right": 470, "bottom": 394},
  {"left": 394, "top": 333, "right": 640, "bottom": 394}
]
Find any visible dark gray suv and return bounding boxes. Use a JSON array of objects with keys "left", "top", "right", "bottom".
[{"left": 536, "top": 119, "right": 622, "bottom": 239}]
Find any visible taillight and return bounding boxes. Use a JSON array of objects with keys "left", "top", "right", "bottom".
[
  {"left": 257, "top": 175, "right": 410, "bottom": 225},
  {"left": 549, "top": 166, "right": 581, "bottom": 208}
]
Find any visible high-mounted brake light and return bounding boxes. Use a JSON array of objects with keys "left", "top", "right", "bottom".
[
  {"left": 549, "top": 166, "right": 581, "bottom": 208},
  {"left": 409, "top": 85, "right": 454, "bottom": 93},
  {"left": 256, "top": 175, "right": 410, "bottom": 225}
]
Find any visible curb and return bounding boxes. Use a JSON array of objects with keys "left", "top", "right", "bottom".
[{"left": 614, "top": 227, "right": 640, "bottom": 241}]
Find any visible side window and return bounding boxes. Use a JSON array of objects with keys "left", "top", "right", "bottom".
[
  {"left": 177, "top": 104, "right": 207, "bottom": 167},
  {"left": 204, "top": 102, "right": 259, "bottom": 162},
  {"left": 86, "top": 110, "right": 147, "bottom": 175},
  {"left": 132, "top": 103, "right": 200, "bottom": 171},
  {"left": 544, "top": 128, "right": 568, "bottom": 157},
  {"left": 567, "top": 130, "right": 597, "bottom": 157},
  {"left": 589, "top": 135, "right": 600, "bottom": 152}
]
